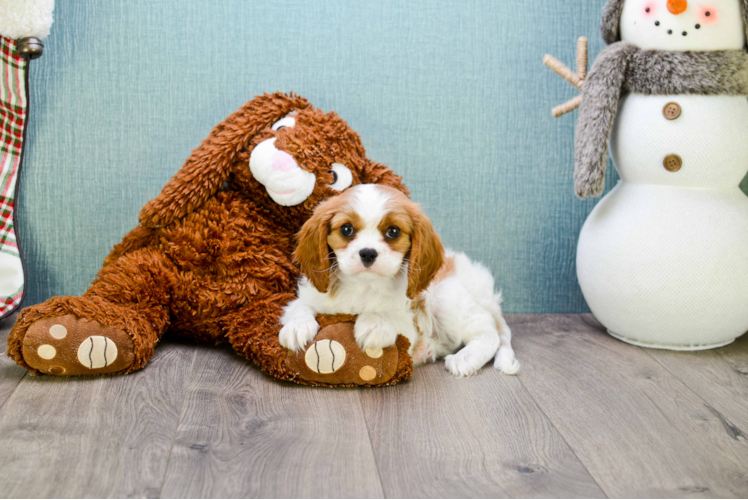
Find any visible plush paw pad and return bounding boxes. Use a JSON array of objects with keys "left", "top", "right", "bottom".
[
  {"left": 305, "top": 339, "right": 346, "bottom": 374},
  {"left": 359, "top": 365, "right": 377, "bottom": 381},
  {"left": 77, "top": 336, "right": 118, "bottom": 369},
  {"left": 21, "top": 315, "right": 134, "bottom": 376},
  {"left": 365, "top": 347, "right": 383, "bottom": 359}
]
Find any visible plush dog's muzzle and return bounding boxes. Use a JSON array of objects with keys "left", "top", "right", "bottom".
[{"left": 249, "top": 138, "right": 317, "bottom": 206}]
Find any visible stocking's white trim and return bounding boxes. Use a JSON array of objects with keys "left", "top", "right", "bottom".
[{"left": 0, "top": 0, "right": 54, "bottom": 40}]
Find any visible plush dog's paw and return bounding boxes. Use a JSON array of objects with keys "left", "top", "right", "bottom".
[
  {"left": 445, "top": 352, "right": 483, "bottom": 378},
  {"left": 354, "top": 314, "right": 398, "bottom": 351},
  {"left": 20, "top": 314, "right": 135, "bottom": 376},
  {"left": 279, "top": 318, "right": 320, "bottom": 352}
]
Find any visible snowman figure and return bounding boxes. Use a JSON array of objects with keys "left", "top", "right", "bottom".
[{"left": 547, "top": 0, "right": 748, "bottom": 349}]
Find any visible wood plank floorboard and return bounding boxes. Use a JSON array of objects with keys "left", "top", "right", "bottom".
[
  {"left": 0, "top": 314, "right": 26, "bottom": 411},
  {"left": 360, "top": 358, "right": 605, "bottom": 498},
  {"left": 3, "top": 314, "right": 748, "bottom": 498},
  {"left": 0, "top": 339, "right": 196, "bottom": 499},
  {"left": 159, "top": 344, "right": 384, "bottom": 499},
  {"left": 514, "top": 314, "right": 748, "bottom": 498},
  {"left": 644, "top": 330, "right": 748, "bottom": 436}
]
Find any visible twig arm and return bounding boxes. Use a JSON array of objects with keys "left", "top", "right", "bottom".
[
  {"left": 552, "top": 95, "right": 582, "bottom": 118},
  {"left": 576, "top": 37, "right": 588, "bottom": 81},
  {"left": 543, "top": 55, "right": 583, "bottom": 91},
  {"left": 544, "top": 36, "right": 589, "bottom": 118}
]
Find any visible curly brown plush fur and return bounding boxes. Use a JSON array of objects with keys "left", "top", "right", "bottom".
[{"left": 7, "top": 92, "right": 412, "bottom": 386}]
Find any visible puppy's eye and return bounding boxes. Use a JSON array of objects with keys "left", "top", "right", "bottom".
[
  {"left": 271, "top": 116, "right": 296, "bottom": 131},
  {"left": 385, "top": 226, "right": 401, "bottom": 239},
  {"left": 340, "top": 224, "right": 355, "bottom": 238},
  {"left": 328, "top": 163, "right": 353, "bottom": 191}
]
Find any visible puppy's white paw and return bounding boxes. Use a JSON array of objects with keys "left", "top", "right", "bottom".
[
  {"left": 494, "top": 347, "right": 520, "bottom": 375},
  {"left": 354, "top": 314, "right": 398, "bottom": 351},
  {"left": 445, "top": 352, "right": 482, "bottom": 378},
  {"left": 411, "top": 340, "right": 437, "bottom": 367},
  {"left": 279, "top": 318, "right": 319, "bottom": 352}
]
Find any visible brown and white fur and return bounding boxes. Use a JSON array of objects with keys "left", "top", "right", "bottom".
[{"left": 279, "top": 184, "right": 519, "bottom": 377}]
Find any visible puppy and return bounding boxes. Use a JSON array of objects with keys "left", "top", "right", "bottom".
[{"left": 279, "top": 184, "right": 519, "bottom": 377}]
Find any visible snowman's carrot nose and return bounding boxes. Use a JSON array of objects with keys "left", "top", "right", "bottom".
[{"left": 667, "top": 0, "right": 688, "bottom": 14}]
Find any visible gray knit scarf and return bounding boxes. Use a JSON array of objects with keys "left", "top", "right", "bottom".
[{"left": 575, "top": 43, "right": 748, "bottom": 199}]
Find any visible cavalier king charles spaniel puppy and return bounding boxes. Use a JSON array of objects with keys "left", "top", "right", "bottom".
[{"left": 279, "top": 184, "right": 519, "bottom": 377}]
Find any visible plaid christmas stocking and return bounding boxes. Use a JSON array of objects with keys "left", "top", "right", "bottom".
[{"left": 0, "top": 36, "right": 29, "bottom": 319}]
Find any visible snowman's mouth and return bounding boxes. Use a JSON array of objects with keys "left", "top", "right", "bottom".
[{"left": 654, "top": 20, "right": 702, "bottom": 37}]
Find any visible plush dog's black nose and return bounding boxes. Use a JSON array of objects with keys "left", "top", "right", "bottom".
[{"left": 359, "top": 248, "right": 378, "bottom": 267}]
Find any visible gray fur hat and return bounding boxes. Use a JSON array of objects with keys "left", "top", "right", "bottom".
[{"left": 601, "top": 0, "right": 748, "bottom": 46}]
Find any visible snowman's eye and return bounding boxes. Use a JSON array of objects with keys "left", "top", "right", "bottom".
[
  {"left": 271, "top": 116, "right": 296, "bottom": 131},
  {"left": 328, "top": 163, "right": 353, "bottom": 191}
]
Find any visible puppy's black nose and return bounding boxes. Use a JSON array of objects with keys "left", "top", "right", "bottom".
[{"left": 359, "top": 248, "right": 378, "bottom": 267}]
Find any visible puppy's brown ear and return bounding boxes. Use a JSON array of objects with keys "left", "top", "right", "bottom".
[
  {"left": 294, "top": 200, "right": 337, "bottom": 293},
  {"left": 139, "top": 92, "right": 311, "bottom": 228},
  {"left": 406, "top": 204, "right": 444, "bottom": 300},
  {"left": 362, "top": 162, "right": 410, "bottom": 196}
]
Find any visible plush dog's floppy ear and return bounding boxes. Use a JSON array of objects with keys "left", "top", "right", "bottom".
[
  {"left": 294, "top": 200, "right": 338, "bottom": 293},
  {"left": 405, "top": 204, "right": 444, "bottom": 300},
  {"left": 139, "top": 92, "right": 311, "bottom": 228}
]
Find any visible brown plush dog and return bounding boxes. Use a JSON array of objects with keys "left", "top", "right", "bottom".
[{"left": 7, "top": 92, "right": 413, "bottom": 386}]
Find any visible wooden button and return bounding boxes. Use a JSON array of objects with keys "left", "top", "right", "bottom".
[
  {"left": 663, "top": 154, "right": 682, "bottom": 172},
  {"left": 663, "top": 102, "right": 681, "bottom": 120}
]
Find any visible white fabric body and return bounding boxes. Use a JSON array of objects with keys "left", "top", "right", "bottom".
[
  {"left": 610, "top": 94, "right": 748, "bottom": 188},
  {"left": 620, "top": 0, "right": 745, "bottom": 51},
  {"left": 0, "top": 0, "right": 55, "bottom": 40},
  {"left": 578, "top": 93, "right": 748, "bottom": 348}
]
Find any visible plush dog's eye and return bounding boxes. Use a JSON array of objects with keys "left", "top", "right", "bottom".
[
  {"left": 328, "top": 163, "right": 353, "bottom": 191},
  {"left": 385, "top": 226, "right": 401, "bottom": 239},
  {"left": 340, "top": 224, "right": 355, "bottom": 238},
  {"left": 271, "top": 116, "right": 296, "bottom": 131}
]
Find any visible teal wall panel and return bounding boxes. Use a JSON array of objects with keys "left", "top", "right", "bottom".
[{"left": 19, "top": 0, "right": 648, "bottom": 313}]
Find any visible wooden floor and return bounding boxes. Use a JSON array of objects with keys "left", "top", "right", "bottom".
[{"left": 1, "top": 313, "right": 748, "bottom": 499}]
